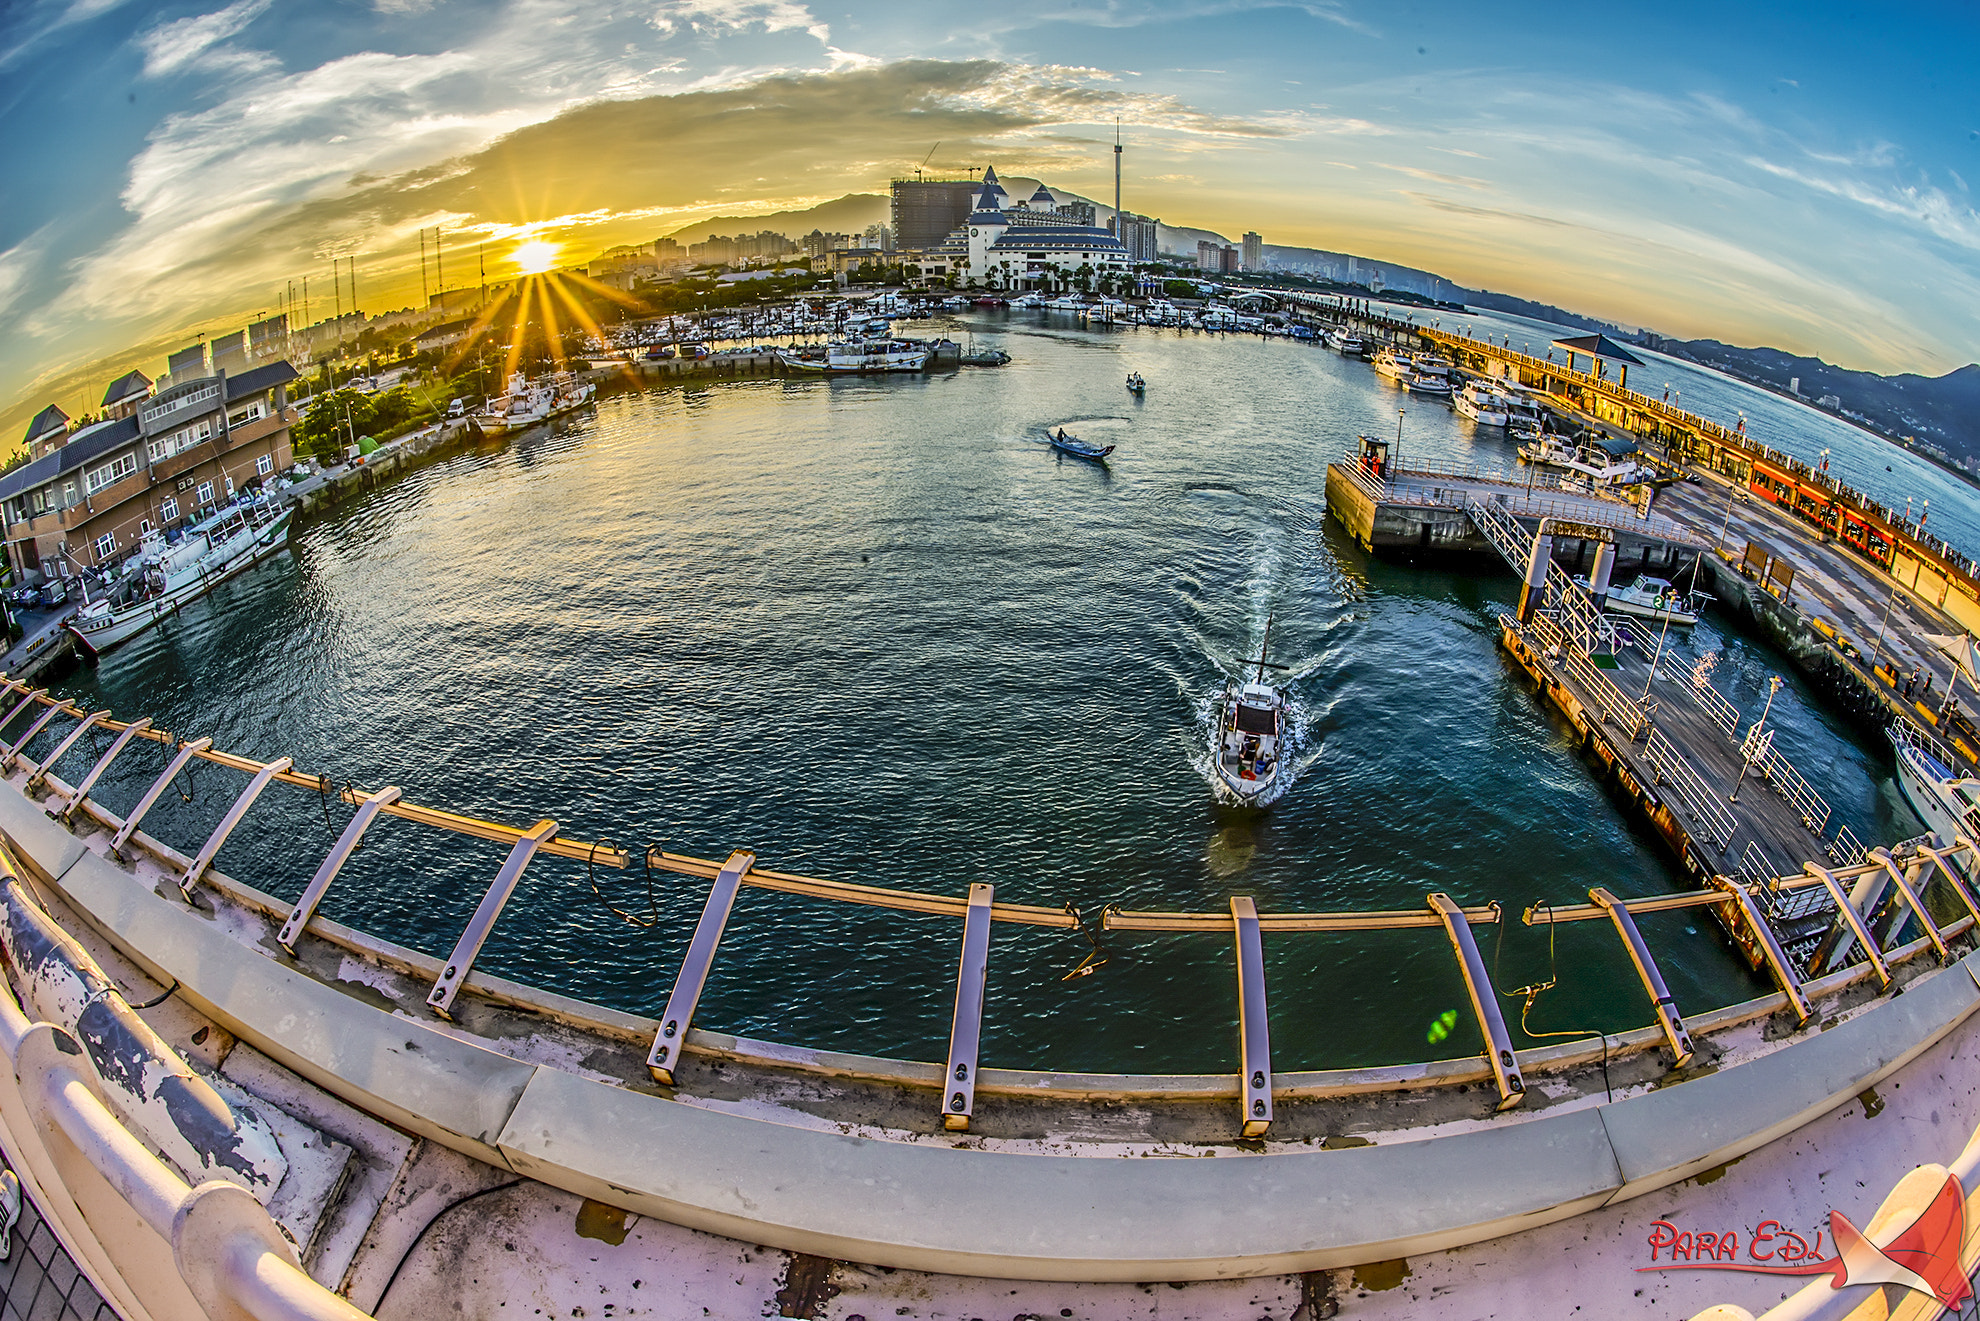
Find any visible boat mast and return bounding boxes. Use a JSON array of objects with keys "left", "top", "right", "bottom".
[{"left": 1255, "top": 612, "right": 1273, "bottom": 684}]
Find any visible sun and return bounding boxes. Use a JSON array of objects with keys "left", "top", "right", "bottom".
[{"left": 512, "top": 239, "right": 560, "bottom": 275}]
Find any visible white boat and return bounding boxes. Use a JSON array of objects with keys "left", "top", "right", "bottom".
[
  {"left": 1454, "top": 381, "right": 1512, "bottom": 425},
  {"left": 1506, "top": 395, "right": 1547, "bottom": 440},
  {"left": 1324, "top": 327, "right": 1365, "bottom": 354},
  {"left": 1890, "top": 722, "right": 1980, "bottom": 849},
  {"left": 1601, "top": 575, "right": 1708, "bottom": 627},
  {"left": 68, "top": 499, "right": 295, "bottom": 656},
  {"left": 1519, "top": 436, "right": 1653, "bottom": 488},
  {"left": 1213, "top": 616, "right": 1292, "bottom": 804},
  {"left": 775, "top": 339, "right": 931, "bottom": 374},
  {"left": 476, "top": 372, "right": 596, "bottom": 436},
  {"left": 1405, "top": 357, "right": 1454, "bottom": 396},
  {"left": 1373, "top": 347, "right": 1417, "bottom": 381},
  {"left": 1008, "top": 293, "right": 1044, "bottom": 309}
]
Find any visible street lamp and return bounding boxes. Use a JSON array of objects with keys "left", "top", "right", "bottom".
[
  {"left": 1395, "top": 407, "right": 1405, "bottom": 474},
  {"left": 1730, "top": 676, "right": 1784, "bottom": 804},
  {"left": 1716, "top": 485, "right": 1745, "bottom": 550}
]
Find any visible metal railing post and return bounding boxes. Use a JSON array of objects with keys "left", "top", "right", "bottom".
[
  {"left": 276, "top": 786, "right": 404, "bottom": 953},
  {"left": 1804, "top": 862, "right": 1891, "bottom": 987},
  {"left": 647, "top": 850, "right": 755, "bottom": 1084},
  {"left": 1869, "top": 848, "right": 1947, "bottom": 961},
  {"left": 180, "top": 757, "right": 295, "bottom": 897},
  {"left": 1920, "top": 842, "right": 1980, "bottom": 926},
  {"left": 2, "top": 700, "right": 77, "bottom": 772},
  {"left": 1589, "top": 887, "right": 1694, "bottom": 1067},
  {"left": 23, "top": 710, "right": 110, "bottom": 793},
  {"left": 108, "top": 738, "right": 212, "bottom": 858},
  {"left": 49, "top": 718, "right": 151, "bottom": 821},
  {"left": 0, "top": 687, "right": 45, "bottom": 735},
  {"left": 426, "top": 819, "right": 559, "bottom": 1019},
  {"left": 1232, "top": 896, "right": 1274, "bottom": 1137},
  {"left": 1427, "top": 893, "right": 1524, "bottom": 1110},
  {"left": 941, "top": 883, "right": 994, "bottom": 1132}
]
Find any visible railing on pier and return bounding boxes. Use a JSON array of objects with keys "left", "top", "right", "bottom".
[
  {"left": 0, "top": 679, "right": 1972, "bottom": 1145},
  {"left": 1465, "top": 495, "right": 1530, "bottom": 570},
  {"left": 1687, "top": 669, "right": 1741, "bottom": 736},
  {"left": 1641, "top": 728, "right": 1738, "bottom": 856},
  {"left": 1739, "top": 729, "right": 1832, "bottom": 837}
]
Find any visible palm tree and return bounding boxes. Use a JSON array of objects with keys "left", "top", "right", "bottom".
[{"left": 1074, "top": 262, "right": 1095, "bottom": 294}]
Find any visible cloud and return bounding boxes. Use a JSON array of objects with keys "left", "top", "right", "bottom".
[
  {"left": 650, "top": 0, "right": 832, "bottom": 44},
  {"left": 0, "top": 0, "right": 137, "bottom": 69},
  {"left": 138, "top": 0, "right": 274, "bottom": 78}
]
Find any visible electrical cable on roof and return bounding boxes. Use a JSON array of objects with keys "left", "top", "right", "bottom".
[
  {"left": 586, "top": 838, "right": 662, "bottom": 927},
  {"left": 1504, "top": 900, "right": 1611, "bottom": 1102}
]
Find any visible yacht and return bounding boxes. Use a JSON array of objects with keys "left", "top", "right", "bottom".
[
  {"left": 1324, "top": 327, "right": 1365, "bottom": 355},
  {"left": 1454, "top": 381, "right": 1512, "bottom": 425},
  {"left": 1405, "top": 357, "right": 1454, "bottom": 396},
  {"left": 776, "top": 339, "right": 931, "bottom": 374},
  {"left": 1506, "top": 395, "right": 1547, "bottom": 440},
  {"left": 69, "top": 498, "right": 295, "bottom": 656},
  {"left": 1519, "top": 436, "right": 1653, "bottom": 488},
  {"left": 1372, "top": 346, "right": 1417, "bottom": 381},
  {"left": 1889, "top": 721, "right": 1980, "bottom": 849},
  {"left": 476, "top": 372, "right": 596, "bottom": 436},
  {"left": 1213, "top": 617, "right": 1292, "bottom": 804}
]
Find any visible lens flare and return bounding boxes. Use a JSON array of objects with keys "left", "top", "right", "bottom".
[{"left": 512, "top": 239, "right": 559, "bottom": 274}]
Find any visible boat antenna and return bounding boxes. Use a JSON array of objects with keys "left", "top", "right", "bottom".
[{"left": 1239, "top": 612, "right": 1291, "bottom": 684}]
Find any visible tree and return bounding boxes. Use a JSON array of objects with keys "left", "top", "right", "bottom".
[
  {"left": 1074, "top": 263, "right": 1095, "bottom": 294},
  {"left": 295, "top": 388, "right": 373, "bottom": 460}
]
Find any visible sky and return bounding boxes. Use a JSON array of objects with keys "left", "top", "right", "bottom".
[{"left": 1, "top": 0, "right": 1977, "bottom": 439}]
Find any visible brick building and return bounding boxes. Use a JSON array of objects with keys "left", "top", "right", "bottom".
[{"left": 0, "top": 361, "right": 300, "bottom": 582}]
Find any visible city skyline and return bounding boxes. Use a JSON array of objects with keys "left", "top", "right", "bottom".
[{"left": 1, "top": 1, "right": 1977, "bottom": 436}]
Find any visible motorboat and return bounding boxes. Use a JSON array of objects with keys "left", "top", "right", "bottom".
[
  {"left": 1519, "top": 435, "right": 1653, "bottom": 488},
  {"left": 1213, "top": 615, "right": 1291, "bottom": 804},
  {"left": 1324, "top": 327, "right": 1365, "bottom": 355},
  {"left": 1405, "top": 357, "right": 1454, "bottom": 396},
  {"left": 1600, "top": 575, "right": 1709, "bottom": 627},
  {"left": 1373, "top": 346, "right": 1417, "bottom": 381},
  {"left": 1047, "top": 428, "right": 1113, "bottom": 461},
  {"left": 1126, "top": 372, "right": 1146, "bottom": 395},
  {"left": 476, "top": 372, "right": 596, "bottom": 436},
  {"left": 1889, "top": 721, "right": 1980, "bottom": 849},
  {"left": 69, "top": 498, "right": 295, "bottom": 657},
  {"left": 1454, "top": 381, "right": 1512, "bottom": 425},
  {"left": 776, "top": 339, "right": 931, "bottom": 374}
]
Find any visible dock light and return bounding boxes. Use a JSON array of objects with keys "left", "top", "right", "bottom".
[{"left": 1730, "top": 677, "right": 1784, "bottom": 804}]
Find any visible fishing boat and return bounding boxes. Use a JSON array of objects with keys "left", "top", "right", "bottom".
[
  {"left": 1889, "top": 721, "right": 1980, "bottom": 847},
  {"left": 1454, "top": 380, "right": 1512, "bottom": 425},
  {"left": 1126, "top": 372, "right": 1146, "bottom": 395},
  {"left": 1601, "top": 575, "right": 1710, "bottom": 627},
  {"left": 68, "top": 498, "right": 295, "bottom": 657},
  {"left": 776, "top": 339, "right": 931, "bottom": 374},
  {"left": 475, "top": 372, "right": 596, "bottom": 437},
  {"left": 1048, "top": 428, "right": 1114, "bottom": 461},
  {"left": 1372, "top": 346, "right": 1417, "bottom": 381},
  {"left": 1213, "top": 616, "right": 1291, "bottom": 804}
]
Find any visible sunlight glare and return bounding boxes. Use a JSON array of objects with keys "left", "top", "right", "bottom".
[{"left": 512, "top": 239, "right": 560, "bottom": 274}]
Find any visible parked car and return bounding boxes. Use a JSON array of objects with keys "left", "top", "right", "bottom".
[
  {"left": 37, "top": 580, "right": 68, "bottom": 607},
  {"left": 644, "top": 345, "right": 676, "bottom": 360}
]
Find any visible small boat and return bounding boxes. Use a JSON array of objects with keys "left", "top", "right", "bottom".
[
  {"left": 1454, "top": 380, "right": 1511, "bottom": 425},
  {"left": 69, "top": 499, "right": 295, "bottom": 657},
  {"left": 1889, "top": 721, "right": 1980, "bottom": 847},
  {"left": 1324, "top": 327, "right": 1365, "bottom": 355},
  {"left": 1373, "top": 346, "right": 1417, "bottom": 381},
  {"left": 1048, "top": 428, "right": 1114, "bottom": 461},
  {"left": 1601, "top": 575, "right": 1710, "bottom": 627},
  {"left": 475, "top": 371, "right": 596, "bottom": 436},
  {"left": 1126, "top": 372, "right": 1146, "bottom": 395},
  {"left": 1214, "top": 615, "right": 1292, "bottom": 804},
  {"left": 1519, "top": 436, "right": 1653, "bottom": 488},
  {"left": 776, "top": 339, "right": 931, "bottom": 374},
  {"left": 1405, "top": 357, "right": 1454, "bottom": 396},
  {"left": 959, "top": 348, "right": 1011, "bottom": 366}
]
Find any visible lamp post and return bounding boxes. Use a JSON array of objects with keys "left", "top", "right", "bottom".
[
  {"left": 1395, "top": 407, "right": 1405, "bottom": 474},
  {"left": 1716, "top": 484, "right": 1744, "bottom": 550},
  {"left": 1730, "top": 676, "right": 1784, "bottom": 804}
]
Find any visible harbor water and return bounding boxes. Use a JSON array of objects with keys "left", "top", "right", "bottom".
[{"left": 48, "top": 312, "right": 1933, "bottom": 1076}]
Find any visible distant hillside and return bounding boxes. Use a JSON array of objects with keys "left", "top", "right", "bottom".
[
  {"left": 1637, "top": 338, "right": 1980, "bottom": 461},
  {"left": 661, "top": 194, "right": 889, "bottom": 245}
]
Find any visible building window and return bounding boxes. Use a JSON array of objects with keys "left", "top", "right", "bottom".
[
  {"left": 196, "top": 481, "right": 214, "bottom": 505},
  {"left": 139, "top": 519, "right": 153, "bottom": 535},
  {"left": 161, "top": 497, "right": 179, "bottom": 521},
  {"left": 61, "top": 482, "right": 75, "bottom": 507},
  {"left": 227, "top": 402, "right": 265, "bottom": 428},
  {"left": 85, "top": 452, "right": 138, "bottom": 494},
  {"left": 93, "top": 532, "right": 114, "bottom": 560},
  {"left": 256, "top": 454, "right": 273, "bottom": 477}
]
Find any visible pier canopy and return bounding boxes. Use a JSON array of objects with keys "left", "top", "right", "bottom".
[{"left": 1552, "top": 333, "right": 1643, "bottom": 387}]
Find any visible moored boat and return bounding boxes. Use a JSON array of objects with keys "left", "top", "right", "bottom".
[
  {"left": 1213, "top": 615, "right": 1292, "bottom": 804},
  {"left": 475, "top": 371, "right": 596, "bottom": 436},
  {"left": 1454, "top": 380, "right": 1512, "bottom": 425},
  {"left": 68, "top": 498, "right": 295, "bottom": 656},
  {"left": 776, "top": 339, "right": 931, "bottom": 374},
  {"left": 1890, "top": 721, "right": 1980, "bottom": 848},
  {"left": 1405, "top": 357, "right": 1454, "bottom": 396},
  {"left": 1601, "top": 574, "right": 1710, "bottom": 627},
  {"left": 1372, "top": 346, "right": 1417, "bottom": 381}
]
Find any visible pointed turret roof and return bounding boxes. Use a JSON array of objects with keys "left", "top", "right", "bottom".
[
  {"left": 101, "top": 370, "right": 152, "bottom": 409},
  {"left": 1029, "top": 184, "right": 1055, "bottom": 205},
  {"left": 23, "top": 405, "right": 68, "bottom": 448}
]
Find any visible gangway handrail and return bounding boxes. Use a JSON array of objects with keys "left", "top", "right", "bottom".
[{"left": 1103, "top": 903, "right": 1500, "bottom": 931}]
